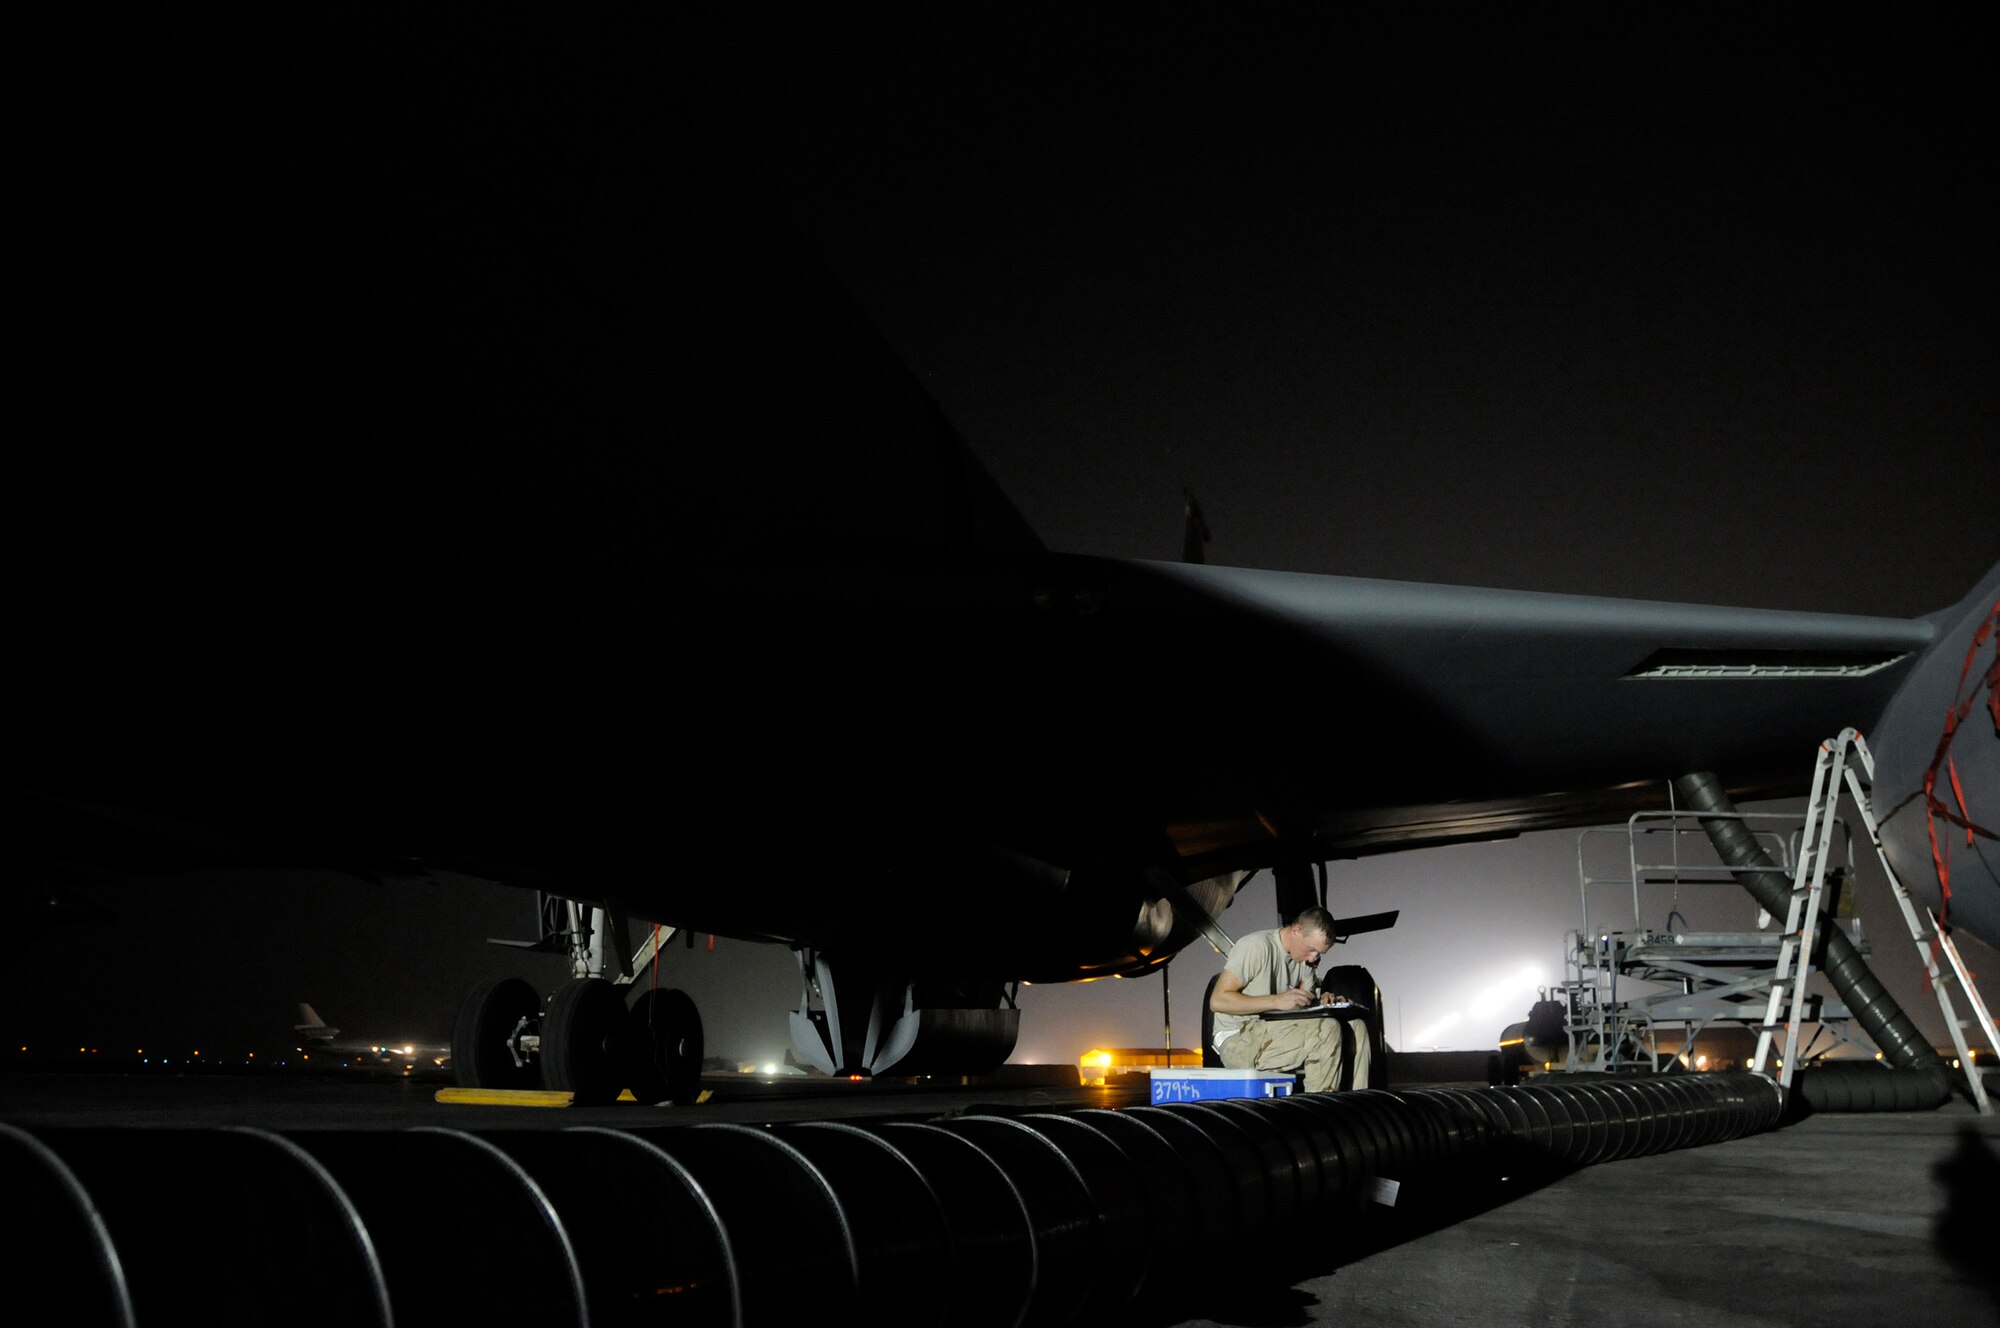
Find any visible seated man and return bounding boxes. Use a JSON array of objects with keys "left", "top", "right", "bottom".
[{"left": 1209, "top": 905, "right": 1371, "bottom": 1092}]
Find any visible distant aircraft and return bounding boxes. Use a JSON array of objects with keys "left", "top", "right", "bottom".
[
  {"left": 8, "top": 23, "right": 1995, "bottom": 1105},
  {"left": 291, "top": 1005, "right": 450, "bottom": 1071}
]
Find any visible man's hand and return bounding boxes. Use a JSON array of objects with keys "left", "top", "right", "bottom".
[
  {"left": 1271, "top": 978, "right": 1315, "bottom": 1011},
  {"left": 1210, "top": 969, "right": 1326, "bottom": 1016}
]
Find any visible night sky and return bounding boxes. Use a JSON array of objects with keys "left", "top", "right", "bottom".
[{"left": 9, "top": 17, "right": 1997, "bottom": 1072}]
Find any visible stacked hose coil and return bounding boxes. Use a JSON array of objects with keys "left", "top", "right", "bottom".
[{"left": 2, "top": 1070, "right": 1784, "bottom": 1327}]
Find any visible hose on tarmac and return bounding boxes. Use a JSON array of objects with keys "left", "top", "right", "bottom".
[{"left": 6, "top": 1071, "right": 1787, "bottom": 1328}]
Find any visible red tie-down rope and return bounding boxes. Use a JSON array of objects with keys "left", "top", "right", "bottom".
[
  {"left": 1921, "top": 597, "right": 2000, "bottom": 971},
  {"left": 647, "top": 923, "right": 716, "bottom": 992}
]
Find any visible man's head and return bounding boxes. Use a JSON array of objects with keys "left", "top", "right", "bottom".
[{"left": 1281, "top": 905, "right": 1337, "bottom": 966}]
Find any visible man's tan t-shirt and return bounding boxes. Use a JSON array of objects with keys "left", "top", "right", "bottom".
[{"left": 1211, "top": 928, "right": 1315, "bottom": 1051}]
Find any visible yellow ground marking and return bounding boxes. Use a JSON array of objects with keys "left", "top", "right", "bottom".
[{"left": 433, "top": 1088, "right": 575, "bottom": 1107}]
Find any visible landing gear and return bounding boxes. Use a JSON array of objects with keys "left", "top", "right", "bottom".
[
  {"left": 457, "top": 897, "right": 706, "bottom": 1103},
  {"left": 628, "top": 988, "right": 704, "bottom": 1105},
  {"left": 451, "top": 977, "right": 540, "bottom": 1090},
  {"left": 540, "top": 977, "right": 630, "bottom": 1106},
  {"left": 450, "top": 975, "right": 704, "bottom": 1105}
]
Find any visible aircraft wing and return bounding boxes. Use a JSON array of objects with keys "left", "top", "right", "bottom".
[
  {"left": 651, "top": 542, "right": 1993, "bottom": 979},
  {"left": 1088, "top": 555, "right": 1934, "bottom": 864},
  {"left": 5, "top": 422, "right": 1988, "bottom": 983}
]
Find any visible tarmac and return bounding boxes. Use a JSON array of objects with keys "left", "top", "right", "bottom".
[
  {"left": 4, "top": 1066, "right": 1995, "bottom": 1326},
  {"left": 1176, "top": 1095, "right": 2000, "bottom": 1328}
]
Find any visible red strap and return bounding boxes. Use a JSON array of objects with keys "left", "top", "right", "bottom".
[
  {"left": 1921, "top": 598, "right": 2000, "bottom": 948},
  {"left": 1950, "top": 757, "right": 1973, "bottom": 847}
]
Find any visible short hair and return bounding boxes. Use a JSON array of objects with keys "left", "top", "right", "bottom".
[{"left": 1287, "top": 905, "right": 1337, "bottom": 941}]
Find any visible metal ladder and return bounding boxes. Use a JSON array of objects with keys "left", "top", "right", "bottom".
[{"left": 1751, "top": 728, "right": 1997, "bottom": 1112}]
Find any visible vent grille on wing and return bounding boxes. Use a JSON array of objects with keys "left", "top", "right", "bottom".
[{"left": 1626, "top": 648, "right": 1913, "bottom": 679}]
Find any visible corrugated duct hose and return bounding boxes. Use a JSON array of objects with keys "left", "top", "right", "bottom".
[
  {"left": 4, "top": 1076, "right": 1792, "bottom": 1328},
  {"left": 1674, "top": 772, "right": 1956, "bottom": 1113}
]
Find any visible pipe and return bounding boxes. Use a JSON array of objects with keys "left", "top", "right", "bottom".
[
  {"left": 1672, "top": 772, "right": 1954, "bottom": 1111},
  {"left": 16, "top": 1074, "right": 1787, "bottom": 1326}
]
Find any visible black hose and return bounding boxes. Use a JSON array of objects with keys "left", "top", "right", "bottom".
[
  {"left": 19, "top": 1073, "right": 1789, "bottom": 1326},
  {"left": 1672, "top": 773, "right": 1954, "bottom": 1111}
]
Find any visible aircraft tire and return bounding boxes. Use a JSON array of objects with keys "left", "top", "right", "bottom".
[
  {"left": 628, "top": 987, "right": 704, "bottom": 1105},
  {"left": 451, "top": 977, "right": 539, "bottom": 1090},
  {"left": 541, "top": 977, "right": 629, "bottom": 1106}
]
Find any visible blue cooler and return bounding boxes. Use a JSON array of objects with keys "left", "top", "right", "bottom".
[{"left": 1147, "top": 1067, "right": 1297, "bottom": 1103}]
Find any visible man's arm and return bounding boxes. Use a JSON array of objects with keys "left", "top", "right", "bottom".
[{"left": 1209, "top": 968, "right": 1315, "bottom": 1016}]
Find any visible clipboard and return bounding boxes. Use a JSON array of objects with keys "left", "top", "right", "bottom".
[{"left": 1260, "top": 1001, "right": 1367, "bottom": 1021}]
